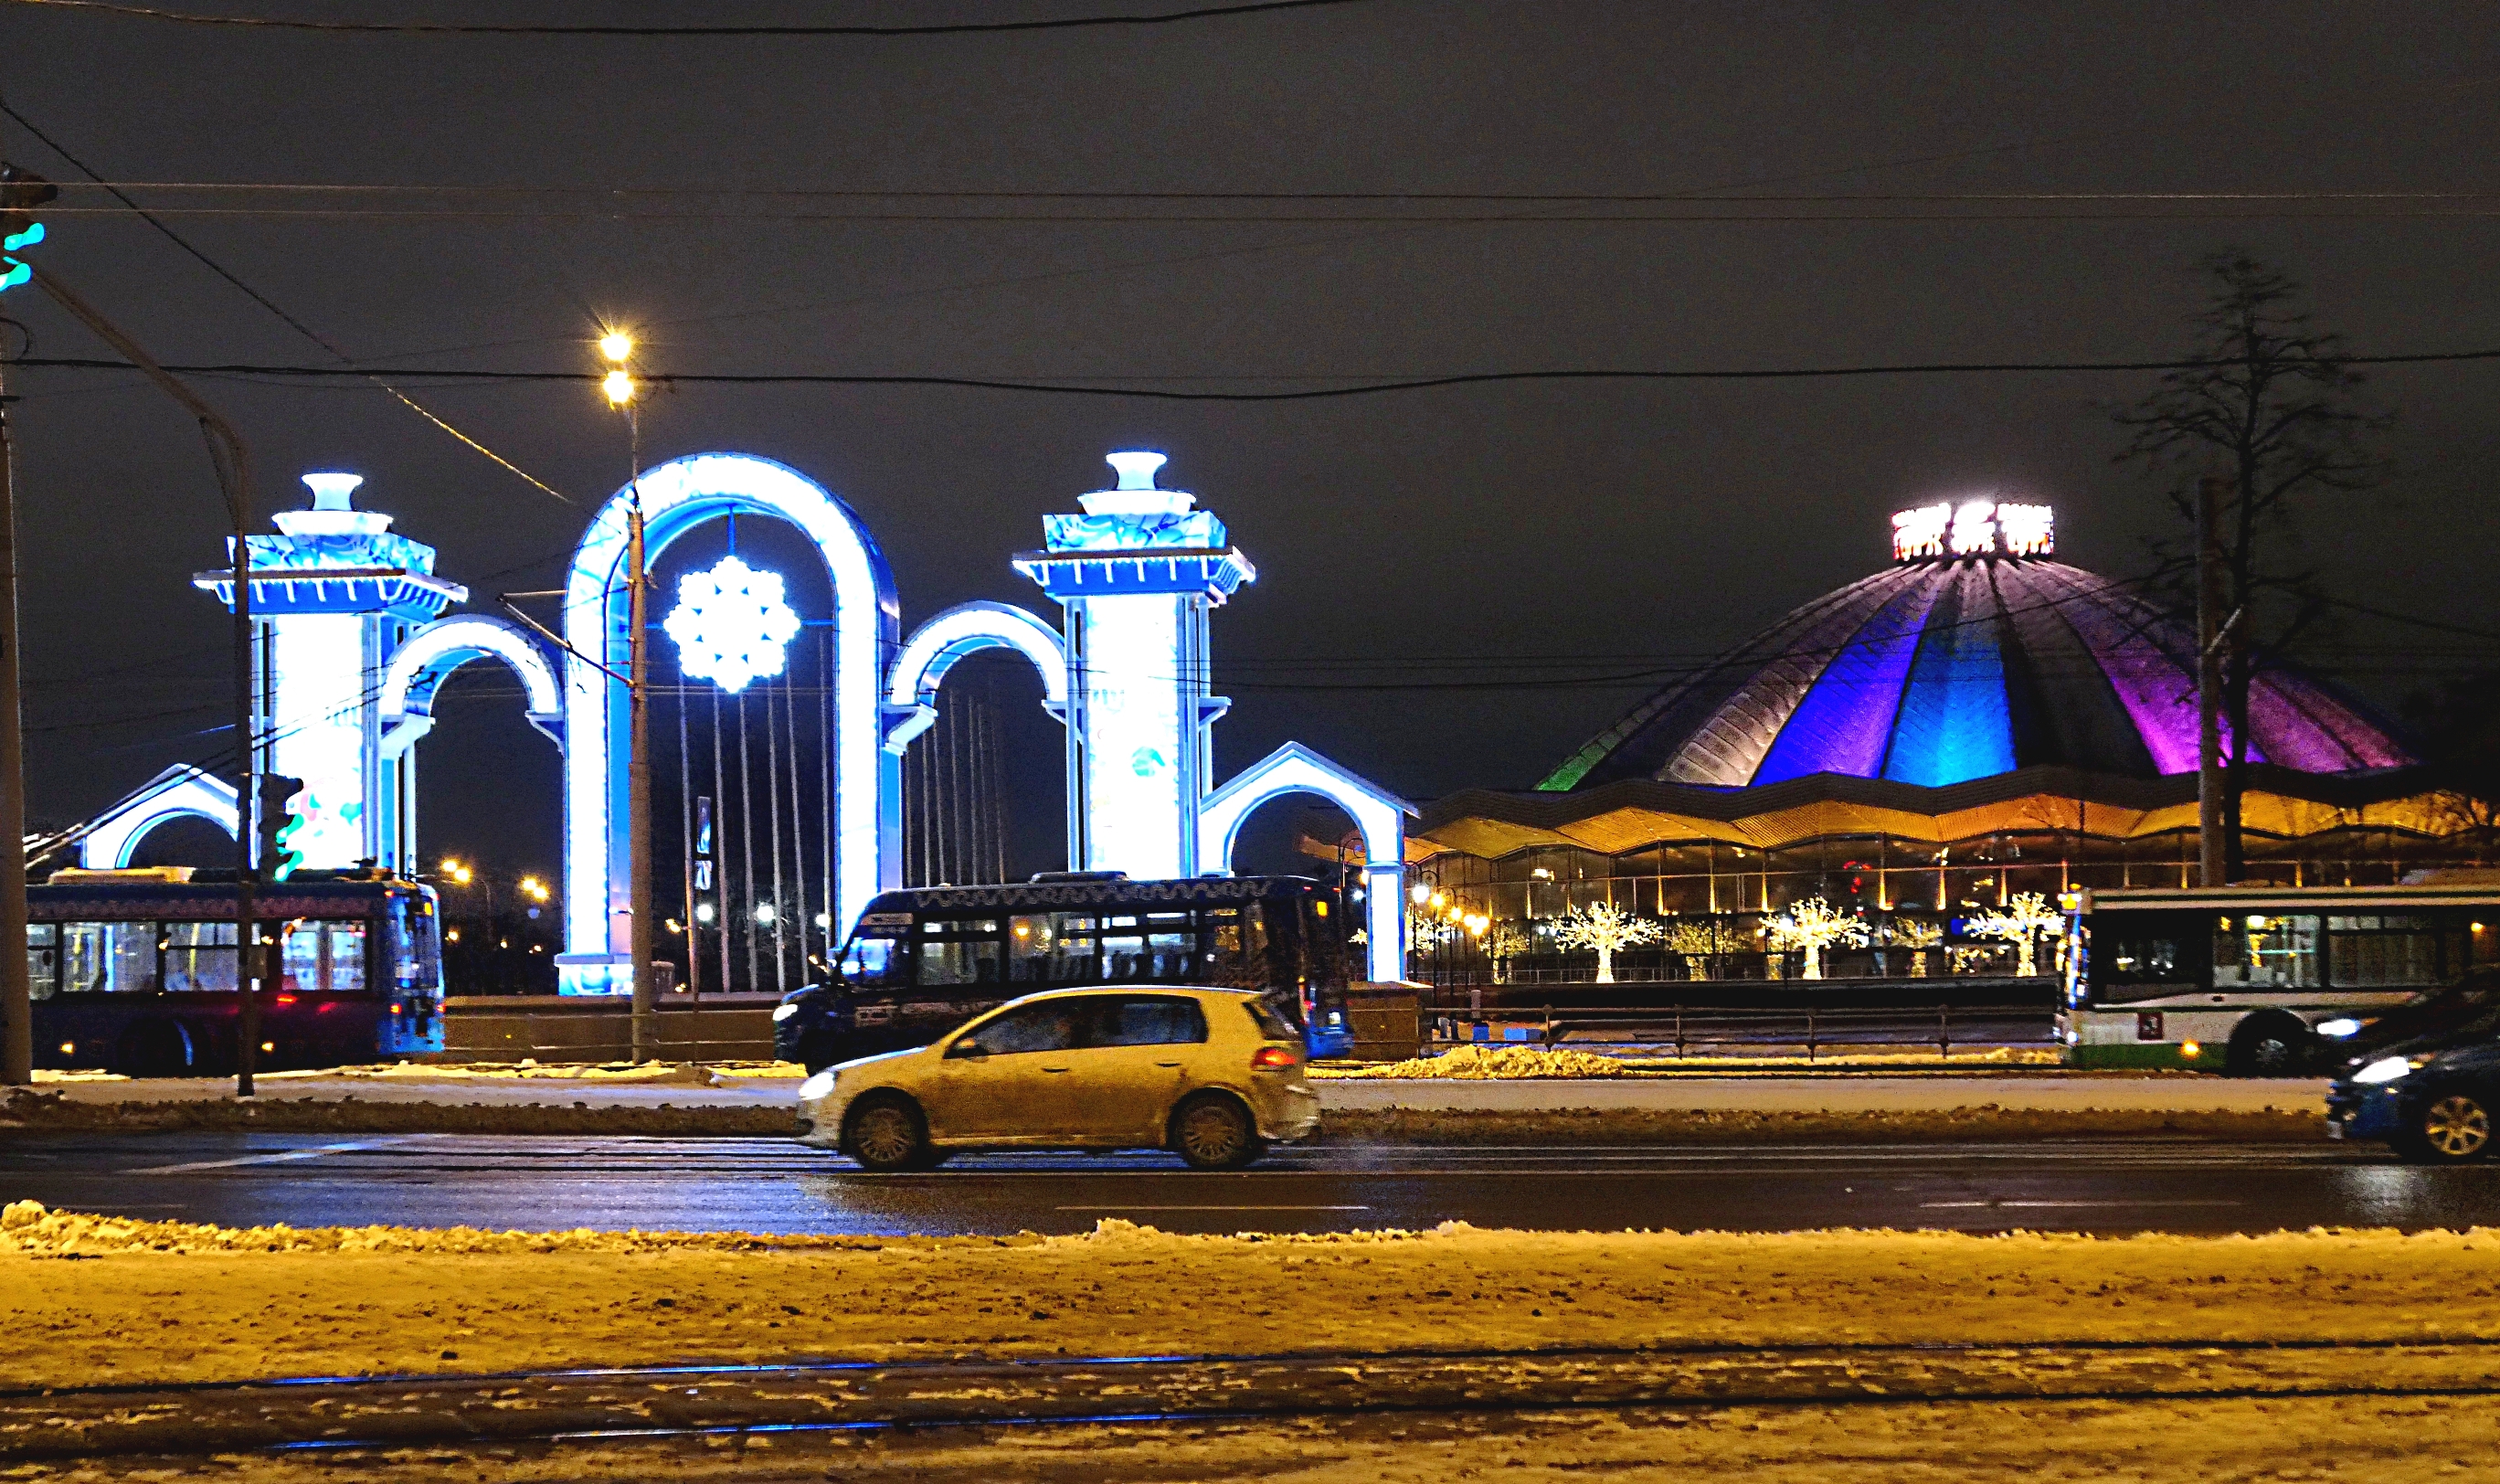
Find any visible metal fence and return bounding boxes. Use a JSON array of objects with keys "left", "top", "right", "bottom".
[{"left": 1426, "top": 999, "right": 2058, "bottom": 1060}]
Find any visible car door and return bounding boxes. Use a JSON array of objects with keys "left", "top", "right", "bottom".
[
  {"left": 916, "top": 1000, "right": 1089, "bottom": 1142},
  {"left": 1068, "top": 994, "right": 1211, "bottom": 1143}
]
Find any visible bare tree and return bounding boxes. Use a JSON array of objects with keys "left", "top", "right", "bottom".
[{"left": 2113, "top": 253, "right": 2389, "bottom": 879}]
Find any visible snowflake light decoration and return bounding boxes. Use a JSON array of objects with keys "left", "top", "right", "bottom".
[{"left": 663, "top": 556, "right": 801, "bottom": 694}]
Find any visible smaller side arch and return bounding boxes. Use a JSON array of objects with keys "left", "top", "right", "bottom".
[
  {"left": 883, "top": 600, "right": 1068, "bottom": 751},
  {"left": 379, "top": 614, "right": 567, "bottom": 758},
  {"left": 1197, "top": 742, "right": 1418, "bottom": 984},
  {"left": 76, "top": 765, "right": 238, "bottom": 869}
]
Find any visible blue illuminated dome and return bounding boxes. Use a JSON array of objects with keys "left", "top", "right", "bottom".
[{"left": 1541, "top": 499, "right": 2412, "bottom": 792}]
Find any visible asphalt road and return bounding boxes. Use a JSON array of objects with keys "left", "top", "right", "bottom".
[{"left": 5, "top": 1132, "right": 2493, "bottom": 1236}]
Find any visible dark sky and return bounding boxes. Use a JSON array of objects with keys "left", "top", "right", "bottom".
[{"left": 6, "top": 0, "right": 2500, "bottom": 883}]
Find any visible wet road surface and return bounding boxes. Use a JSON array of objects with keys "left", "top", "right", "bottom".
[{"left": 3, "top": 1132, "right": 2493, "bottom": 1235}]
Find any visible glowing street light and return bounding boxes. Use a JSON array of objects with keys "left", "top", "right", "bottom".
[{"left": 754, "top": 903, "right": 778, "bottom": 925}]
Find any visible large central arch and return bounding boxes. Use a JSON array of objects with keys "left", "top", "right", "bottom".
[{"left": 559, "top": 452, "right": 898, "bottom": 996}]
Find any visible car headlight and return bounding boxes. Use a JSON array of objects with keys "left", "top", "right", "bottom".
[
  {"left": 772, "top": 1002, "right": 800, "bottom": 1023},
  {"left": 2315, "top": 1017, "right": 2361, "bottom": 1039},
  {"left": 799, "top": 1070, "right": 837, "bottom": 1101},
  {"left": 2352, "top": 1055, "right": 2416, "bottom": 1085}
]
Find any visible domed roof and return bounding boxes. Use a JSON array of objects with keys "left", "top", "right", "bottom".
[{"left": 1541, "top": 500, "right": 2413, "bottom": 792}]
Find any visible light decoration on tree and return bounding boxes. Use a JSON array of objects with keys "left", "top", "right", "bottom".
[
  {"left": 1554, "top": 902, "right": 1659, "bottom": 984},
  {"left": 1890, "top": 917, "right": 1944, "bottom": 977},
  {"left": 663, "top": 556, "right": 801, "bottom": 694},
  {"left": 1488, "top": 920, "right": 1533, "bottom": 983},
  {"left": 1662, "top": 917, "right": 1744, "bottom": 981},
  {"left": 1962, "top": 891, "right": 2065, "bottom": 976},
  {"left": 1767, "top": 896, "right": 1870, "bottom": 980}
]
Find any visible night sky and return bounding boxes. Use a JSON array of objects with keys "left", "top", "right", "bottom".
[{"left": 5, "top": 0, "right": 2499, "bottom": 885}]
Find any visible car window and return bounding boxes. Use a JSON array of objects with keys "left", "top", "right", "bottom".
[
  {"left": 1093, "top": 995, "right": 1208, "bottom": 1047},
  {"left": 957, "top": 1002, "right": 1086, "bottom": 1056},
  {"left": 1245, "top": 996, "right": 1298, "bottom": 1041}
]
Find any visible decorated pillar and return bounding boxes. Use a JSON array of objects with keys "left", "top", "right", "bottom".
[
  {"left": 1013, "top": 452, "right": 1253, "bottom": 878},
  {"left": 194, "top": 472, "right": 466, "bottom": 874}
]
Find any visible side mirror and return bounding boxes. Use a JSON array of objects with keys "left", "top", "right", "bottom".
[{"left": 945, "top": 1039, "right": 988, "bottom": 1061}]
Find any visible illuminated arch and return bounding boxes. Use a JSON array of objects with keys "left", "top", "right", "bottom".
[
  {"left": 1196, "top": 741, "right": 1416, "bottom": 983},
  {"left": 561, "top": 452, "right": 898, "bottom": 995},
  {"left": 882, "top": 600, "right": 1072, "bottom": 880},
  {"left": 76, "top": 765, "right": 238, "bottom": 869},
  {"left": 377, "top": 614, "right": 566, "bottom": 758}
]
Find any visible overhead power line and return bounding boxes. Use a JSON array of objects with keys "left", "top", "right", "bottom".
[
  {"left": 0, "top": 97, "right": 580, "bottom": 505},
  {"left": 16, "top": 346, "right": 2500, "bottom": 402},
  {"left": 3, "top": 0, "right": 1369, "bottom": 35}
]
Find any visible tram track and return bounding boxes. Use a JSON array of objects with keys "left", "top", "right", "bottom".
[{"left": 10, "top": 1335, "right": 2500, "bottom": 1462}]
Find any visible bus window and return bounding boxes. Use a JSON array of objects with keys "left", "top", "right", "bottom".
[
  {"left": 1046, "top": 914, "right": 1099, "bottom": 982},
  {"left": 2213, "top": 913, "right": 2320, "bottom": 989},
  {"left": 60, "top": 922, "right": 153, "bottom": 993},
  {"left": 325, "top": 922, "right": 370, "bottom": 994},
  {"left": 2104, "top": 934, "right": 2183, "bottom": 982},
  {"left": 2327, "top": 915, "right": 2446, "bottom": 987},
  {"left": 841, "top": 936, "right": 906, "bottom": 987},
  {"left": 162, "top": 921, "right": 239, "bottom": 993},
  {"left": 26, "top": 923, "right": 54, "bottom": 1002},
  {"left": 917, "top": 924, "right": 1002, "bottom": 986},
  {"left": 1144, "top": 912, "right": 1195, "bottom": 979}
]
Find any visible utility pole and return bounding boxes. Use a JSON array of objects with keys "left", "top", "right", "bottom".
[
  {"left": 0, "top": 167, "right": 50, "bottom": 1086},
  {"left": 2196, "top": 474, "right": 2230, "bottom": 889},
  {"left": 603, "top": 334, "right": 657, "bottom": 1060},
  {"left": 26, "top": 256, "right": 259, "bottom": 1093}
]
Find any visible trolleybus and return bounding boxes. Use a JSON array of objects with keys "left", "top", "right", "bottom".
[{"left": 28, "top": 867, "right": 446, "bottom": 1076}]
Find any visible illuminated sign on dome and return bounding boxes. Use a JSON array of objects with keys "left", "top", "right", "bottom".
[{"left": 1891, "top": 499, "right": 2052, "bottom": 561}]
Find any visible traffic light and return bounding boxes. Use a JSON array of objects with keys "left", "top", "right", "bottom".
[
  {"left": 0, "top": 165, "right": 54, "bottom": 293},
  {"left": 257, "top": 774, "right": 308, "bottom": 883}
]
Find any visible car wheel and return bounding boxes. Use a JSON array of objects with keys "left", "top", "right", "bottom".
[
  {"left": 2416, "top": 1093, "right": 2495, "bottom": 1162},
  {"left": 2228, "top": 1017, "right": 2308, "bottom": 1077},
  {"left": 1171, "top": 1093, "right": 1264, "bottom": 1171},
  {"left": 842, "top": 1095, "right": 934, "bottom": 1173}
]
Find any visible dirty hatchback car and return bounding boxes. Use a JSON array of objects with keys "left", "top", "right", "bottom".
[{"left": 796, "top": 986, "right": 1320, "bottom": 1171}]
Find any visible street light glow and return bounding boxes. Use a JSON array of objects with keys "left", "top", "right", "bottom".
[
  {"left": 601, "top": 368, "right": 635, "bottom": 407},
  {"left": 599, "top": 331, "right": 633, "bottom": 363}
]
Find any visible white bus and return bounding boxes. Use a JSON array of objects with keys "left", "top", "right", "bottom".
[{"left": 2061, "top": 885, "right": 2500, "bottom": 1075}]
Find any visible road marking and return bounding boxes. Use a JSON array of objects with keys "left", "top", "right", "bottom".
[
  {"left": 126, "top": 1139, "right": 416, "bottom": 1175},
  {"left": 1054, "top": 1204, "right": 1372, "bottom": 1213},
  {"left": 1910, "top": 1189, "right": 2250, "bottom": 1199}
]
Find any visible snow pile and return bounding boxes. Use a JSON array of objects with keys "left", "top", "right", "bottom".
[
  {"left": 0, "top": 1199, "right": 886, "bottom": 1256},
  {"left": 1328, "top": 1044, "right": 1628, "bottom": 1079},
  {"left": 259, "top": 1059, "right": 806, "bottom": 1085}
]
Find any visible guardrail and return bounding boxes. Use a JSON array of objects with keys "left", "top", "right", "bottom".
[{"left": 1427, "top": 1001, "right": 2057, "bottom": 1060}]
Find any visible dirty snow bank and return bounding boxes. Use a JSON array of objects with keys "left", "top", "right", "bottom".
[{"left": 1322, "top": 1044, "right": 1628, "bottom": 1078}]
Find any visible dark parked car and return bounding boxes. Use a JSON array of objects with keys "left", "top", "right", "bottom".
[{"left": 2325, "top": 1003, "right": 2500, "bottom": 1161}]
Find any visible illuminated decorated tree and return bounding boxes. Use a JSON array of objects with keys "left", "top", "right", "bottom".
[
  {"left": 1488, "top": 921, "right": 1534, "bottom": 983},
  {"left": 1890, "top": 918, "right": 1944, "bottom": 978},
  {"left": 1555, "top": 902, "right": 1659, "bottom": 984},
  {"left": 1768, "top": 896, "right": 1870, "bottom": 980},
  {"left": 1662, "top": 917, "right": 1743, "bottom": 981},
  {"left": 1963, "top": 891, "right": 2065, "bottom": 976}
]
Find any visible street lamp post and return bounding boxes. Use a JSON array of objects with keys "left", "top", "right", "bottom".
[{"left": 604, "top": 334, "right": 658, "bottom": 1061}]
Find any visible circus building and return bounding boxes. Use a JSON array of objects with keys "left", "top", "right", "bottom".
[{"left": 1404, "top": 498, "right": 2493, "bottom": 970}]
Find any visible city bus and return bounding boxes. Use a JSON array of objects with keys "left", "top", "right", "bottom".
[
  {"left": 2061, "top": 884, "right": 2500, "bottom": 1075},
  {"left": 775, "top": 873, "right": 1357, "bottom": 1070},
  {"left": 29, "top": 867, "right": 446, "bottom": 1076}
]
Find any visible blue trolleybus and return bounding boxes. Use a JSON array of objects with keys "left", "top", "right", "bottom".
[
  {"left": 776, "top": 873, "right": 1357, "bottom": 1071},
  {"left": 28, "top": 868, "right": 446, "bottom": 1076}
]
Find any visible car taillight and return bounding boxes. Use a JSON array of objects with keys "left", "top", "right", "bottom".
[{"left": 1252, "top": 1046, "right": 1298, "bottom": 1071}]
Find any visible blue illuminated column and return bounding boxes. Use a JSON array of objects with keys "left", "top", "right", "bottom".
[
  {"left": 195, "top": 473, "right": 466, "bottom": 874},
  {"left": 1013, "top": 452, "right": 1253, "bottom": 878}
]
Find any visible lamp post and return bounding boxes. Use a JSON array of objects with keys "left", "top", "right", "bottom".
[{"left": 603, "top": 334, "right": 658, "bottom": 1060}]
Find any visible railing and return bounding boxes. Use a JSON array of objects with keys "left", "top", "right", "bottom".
[{"left": 1426, "top": 1001, "right": 2058, "bottom": 1061}]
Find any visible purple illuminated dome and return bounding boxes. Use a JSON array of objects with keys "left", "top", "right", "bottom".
[{"left": 1541, "top": 499, "right": 2412, "bottom": 792}]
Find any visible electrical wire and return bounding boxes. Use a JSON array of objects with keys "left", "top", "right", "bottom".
[
  {"left": 2, "top": 0, "right": 1370, "bottom": 36},
  {"left": 0, "top": 97, "right": 581, "bottom": 506},
  {"left": 16, "top": 346, "right": 2500, "bottom": 402}
]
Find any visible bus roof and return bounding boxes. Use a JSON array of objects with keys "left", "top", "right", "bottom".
[
  {"left": 862, "top": 874, "right": 1323, "bottom": 917},
  {"left": 28, "top": 877, "right": 430, "bottom": 922},
  {"left": 2074, "top": 885, "right": 2500, "bottom": 914}
]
